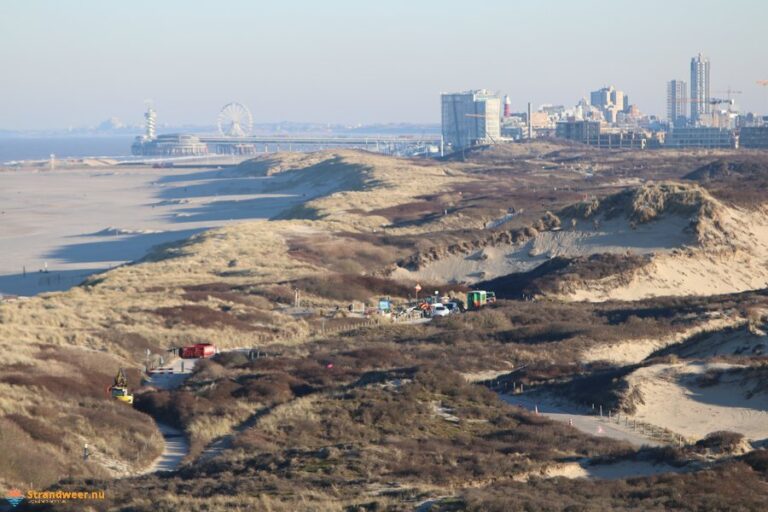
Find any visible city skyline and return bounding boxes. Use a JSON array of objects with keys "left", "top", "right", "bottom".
[{"left": 1, "top": 0, "right": 766, "bottom": 130}]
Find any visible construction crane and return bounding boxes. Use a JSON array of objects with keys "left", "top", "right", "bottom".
[
  {"left": 714, "top": 87, "right": 743, "bottom": 101},
  {"left": 673, "top": 97, "right": 734, "bottom": 106},
  {"left": 108, "top": 368, "right": 134, "bottom": 405}
]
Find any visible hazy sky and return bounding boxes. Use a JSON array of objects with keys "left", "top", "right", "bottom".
[{"left": 1, "top": 0, "right": 766, "bottom": 130}]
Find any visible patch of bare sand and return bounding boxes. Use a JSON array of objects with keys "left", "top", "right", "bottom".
[
  {"left": 461, "top": 367, "right": 515, "bottom": 383},
  {"left": 541, "top": 460, "right": 684, "bottom": 480},
  {"left": 665, "top": 324, "right": 768, "bottom": 359},
  {"left": 580, "top": 315, "right": 744, "bottom": 365},
  {"left": 626, "top": 362, "right": 768, "bottom": 442},
  {"left": 395, "top": 214, "right": 693, "bottom": 285},
  {"left": 564, "top": 206, "right": 768, "bottom": 301}
]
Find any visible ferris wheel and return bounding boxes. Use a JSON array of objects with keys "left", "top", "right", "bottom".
[{"left": 217, "top": 102, "right": 253, "bottom": 137}]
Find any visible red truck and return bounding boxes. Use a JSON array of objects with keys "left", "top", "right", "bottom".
[{"left": 179, "top": 343, "right": 216, "bottom": 359}]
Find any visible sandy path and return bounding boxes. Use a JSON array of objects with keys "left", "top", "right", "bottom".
[
  {"left": 146, "top": 422, "right": 190, "bottom": 473},
  {"left": 141, "top": 357, "right": 198, "bottom": 473},
  {"left": 499, "top": 393, "right": 661, "bottom": 447}
]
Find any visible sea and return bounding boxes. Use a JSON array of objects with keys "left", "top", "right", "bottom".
[{"left": 0, "top": 136, "right": 136, "bottom": 163}]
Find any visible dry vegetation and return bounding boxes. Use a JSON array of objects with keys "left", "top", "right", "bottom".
[
  {"left": 4, "top": 144, "right": 768, "bottom": 507},
  {"left": 31, "top": 294, "right": 768, "bottom": 510},
  {"left": 0, "top": 344, "right": 162, "bottom": 489},
  {"left": 457, "top": 456, "right": 768, "bottom": 511},
  {"left": 45, "top": 349, "right": 637, "bottom": 511}
]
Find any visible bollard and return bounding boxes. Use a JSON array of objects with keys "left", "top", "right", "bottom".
[{"left": 599, "top": 405, "right": 603, "bottom": 417}]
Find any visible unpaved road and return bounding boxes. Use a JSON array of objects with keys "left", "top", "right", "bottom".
[
  {"left": 500, "top": 393, "right": 662, "bottom": 447},
  {"left": 142, "top": 357, "right": 198, "bottom": 473},
  {"left": 146, "top": 422, "right": 190, "bottom": 473}
]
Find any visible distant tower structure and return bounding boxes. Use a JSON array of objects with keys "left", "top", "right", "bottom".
[
  {"left": 145, "top": 106, "right": 157, "bottom": 140},
  {"left": 690, "top": 53, "right": 710, "bottom": 125},
  {"left": 667, "top": 79, "right": 688, "bottom": 127},
  {"left": 49, "top": 153, "right": 55, "bottom": 171},
  {"left": 503, "top": 95, "right": 512, "bottom": 117},
  {"left": 527, "top": 102, "right": 533, "bottom": 139}
]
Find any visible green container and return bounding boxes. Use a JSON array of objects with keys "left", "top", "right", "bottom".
[{"left": 467, "top": 290, "right": 487, "bottom": 310}]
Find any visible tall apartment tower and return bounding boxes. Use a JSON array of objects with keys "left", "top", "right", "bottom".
[
  {"left": 690, "top": 53, "right": 710, "bottom": 125},
  {"left": 667, "top": 80, "right": 688, "bottom": 127},
  {"left": 441, "top": 90, "right": 501, "bottom": 151}
]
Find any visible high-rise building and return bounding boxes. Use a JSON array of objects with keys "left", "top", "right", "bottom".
[
  {"left": 667, "top": 80, "right": 688, "bottom": 127},
  {"left": 590, "top": 87, "right": 612, "bottom": 109},
  {"left": 441, "top": 90, "right": 501, "bottom": 151},
  {"left": 589, "top": 85, "right": 628, "bottom": 124},
  {"left": 690, "top": 53, "right": 710, "bottom": 125}
]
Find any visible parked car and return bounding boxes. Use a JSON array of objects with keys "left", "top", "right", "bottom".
[
  {"left": 430, "top": 303, "right": 450, "bottom": 317},
  {"left": 443, "top": 302, "right": 460, "bottom": 314}
]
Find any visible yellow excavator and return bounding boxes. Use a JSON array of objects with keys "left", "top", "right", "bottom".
[{"left": 108, "top": 368, "right": 134, "bottom": 405}]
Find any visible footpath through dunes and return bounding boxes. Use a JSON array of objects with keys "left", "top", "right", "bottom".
[
  {"left": 499, "top": 392, "right": 662, "bottom": 448},
  {"left": 394, "top": 180, "right": 768, "bottom": 301}
]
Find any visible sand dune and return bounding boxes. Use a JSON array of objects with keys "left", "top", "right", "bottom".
[
  {"left": 580, "top": 315, "right": 743, "bottom": 365},
  {"left": 400, "top": 182, "right": 768, "bottom": 301},
  {"left": 626, "top": 362, "right": 768, "bottom": 442},
  {"left": 395, "top": 214, "right": 692, "bottom": 285}
]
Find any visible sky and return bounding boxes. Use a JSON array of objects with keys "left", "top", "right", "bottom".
[{"left": 0, "top": 0, "right": 766, "bottom": 130}]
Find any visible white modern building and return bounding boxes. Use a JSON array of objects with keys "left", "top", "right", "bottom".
[{"left": 441, "top": 90, "right": 501, "bottom": 151}]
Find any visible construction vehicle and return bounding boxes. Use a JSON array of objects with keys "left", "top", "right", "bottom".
[
  {"left": 179, "top": 343, "right": 216, "bottom": 359},
  {"left": 108, "top": 368, "right": 134, "bottom": 405}
]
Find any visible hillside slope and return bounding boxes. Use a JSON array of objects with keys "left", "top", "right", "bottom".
[{"left": 393, "top": 181, "right": 768, "bottom": 301}]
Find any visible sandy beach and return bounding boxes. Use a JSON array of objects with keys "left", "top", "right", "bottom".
[{"left": 0, "top": 160, "right": 327, "bottom": 296}]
